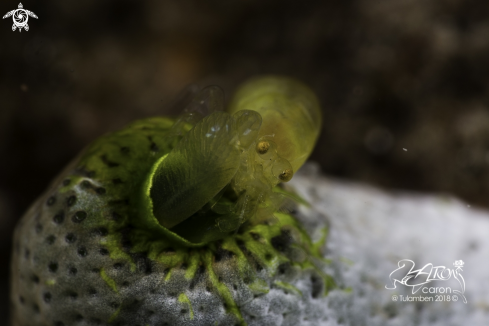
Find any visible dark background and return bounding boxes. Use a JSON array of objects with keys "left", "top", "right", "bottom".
[{"left": 1, "top": 0, "right": 488, "bottom": 322}]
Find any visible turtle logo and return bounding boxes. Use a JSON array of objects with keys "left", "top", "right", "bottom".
[{"left": 3, "top": 3, "right": 38, "bottom": 32}]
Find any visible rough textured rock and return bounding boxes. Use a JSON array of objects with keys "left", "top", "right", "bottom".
[
  {"left": 13, "top": 160, "right": 489, "bottom": 326},
  {"left": 290, "top": 163, "right": 489, "bottom": 326}
]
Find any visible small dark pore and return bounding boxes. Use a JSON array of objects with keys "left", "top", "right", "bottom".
[
  {"left": 69, "top": 267, "right": 77, "bottom": 276},
  {"left": 113, "top": 263, "right": 123, "bottom": 270},
  {"left": 53, "top": 211, "right": 65, "bottom": 224},
  {"left": 74, "top": 314, "right": 83, "bottom": 322},
  {"left": 72, "top": 211, "right": 87, "bottom": 223},
  {"left": 278, "top": 263, "right": 289, "bottom": 275},
  {"left": 120, "top": 146, "right": 130, "bottom": 154},
  {"left": 196, "top": 265, "right": 205, "bottom": 276},
  {"left": 311, "top": 274, "right": 323, "bottom": 298},
  {"left": 48, "top": 262, "right": 58, "bottom": 273},
  {"left": 99, "top": 248, "right": 109, "bottom": 256},
  {"left": 256, "top": 263, "right": 264, "bottom": 272},
  {"left": 47, "top": 196, "right": 56, "bottom": 206},
  {"left": 111, "top": 212, "right": 122, "bottom": 221},
  {"left": 35, "top": 223, "right": 43, "bottom": 234},
  {"left": 63, "top": 179, "right": 71, "bottom": 186},
  {"left": 112, "top": 178, "right": 123, "bottom": 185},
  {"left": 250, "top": 232, "right": 261, "bottom": 241},
  {"left": 81, "top": 180, "right": 93, "bottom": 188},
  {"left": 96, "top": 187, "right": 106, "bottom": 195},
  {"left": 122, "top": 240, "right": 132, "bottom": 250},
  {"left": 148, "top": 136, "right": 159, "bottom": 152},
  {"left": 31, "top": 274, "right": 40, "bottom": 283},
  {"left": 43, "top": 292, "right": 51, "bottom": 303},
  {"left": 67, "top": 291, "right": 78, "bottom": 300},
  {"left": 89, "top": 318, "right": 101, "bottom": 325},
  {"left": 46, "top": 235, "right": 56, "bottom": 245},
  {"left": 120, "top": 225, "right": 133, "bottom": 250},
  {"left": 65, "top": 233, "right": 77, "bottom": 243},
  {"left": 92, "top": 227, "right": 108, "bottom": 237},
  {"left": 150, "top": 142, "right": 159, "bottom": 151},
  {"left": 133, "top": 253, "right": 153, "bottom": 275},
  {"left": 77, "top": 246, "right": 88, "bottom": 257},
  {"left": 19, "top": 296, "right": 25, "bottom": 304},
  {"left": 384, "top": 302, "right": 398, "bottom": 319},
  {"left": 67, "top": 195, "right": 77, "bottom": 207},
  {"left": 100, "top": 154, "right": 120, "bottom": 168},
  {"left": 236, "top": 239, "right": 245, "bottom": 248},
  {"left": 271, "top": 230, "right": 292, "bottom": 252},
  {"left": 214, "top": 248, "right": 235, "bottom": 262}
]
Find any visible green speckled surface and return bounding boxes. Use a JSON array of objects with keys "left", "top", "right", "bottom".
[{"left": 10, "top": 77, "right": 333, "bottom": 326}]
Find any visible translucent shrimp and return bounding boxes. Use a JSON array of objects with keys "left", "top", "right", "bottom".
[{"left": 147, "top": 76, "right": 322, "bottom": 243}]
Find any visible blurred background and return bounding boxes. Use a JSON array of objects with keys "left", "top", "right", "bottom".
[{"left": 1, "top": 0, "right": 488, "bottom": 322}]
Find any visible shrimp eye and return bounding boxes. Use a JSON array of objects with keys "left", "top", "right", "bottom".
[
  {"left": 278, "top": 169, "right": 293, "bottom": 182},
  {"left": 256, "top": 140, "right": 270, "bottom": 154}
]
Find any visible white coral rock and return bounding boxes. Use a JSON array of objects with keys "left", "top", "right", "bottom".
[{"left": 290, "top": 163, "right": 489, "bottom": 326}]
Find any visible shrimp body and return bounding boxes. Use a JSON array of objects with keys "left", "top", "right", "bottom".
[{"left": 148, "top": 76, "right": 322, "bottom": 243}]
